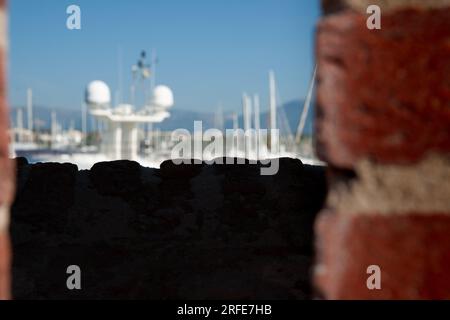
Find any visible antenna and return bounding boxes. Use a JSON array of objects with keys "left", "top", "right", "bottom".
[{"left": 85, "top": 51, "right": 173, "bottom": 160}]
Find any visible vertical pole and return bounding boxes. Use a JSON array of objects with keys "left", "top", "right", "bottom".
[
  {"left": 254, "top": 94, "right": 260, "bottom": 158},
  {"left": 113, "top": 122, "right": 122, "bottom": 159},
  {"left": 268, "top": 70, "right": 278, "bottom": 151},
  {"left": 215, "top": 105, "right": 224, "bottom": 133},
  {"left": 51, "top": 111, "right": 56, "bottom": 148},
  {"left": 232, "top": 112, "right": 238, "bottom": 130},
  {"left": 242, "top": 93, "right": 252, "bottom": 132},
  {"left": 121, "top": 123, "right": 138, "bottom": 160},
  {"left": 27, "top": 88, "right": 33, "bottom": 132},
  {"left": 243, "top": 93, "right": 253, "bottom": 158},
  {"left": 81, "top": 102, "right": 87, "bottom": 146},
  {"left": 147, "top": 123, "right": 153, "bottom": 148},
  {"left": 253, "top": 94, "right": 260, "bottom": 131},
  {"left": 117, "top": 46, "right": 123, "bottom": 105},
  {"left": 296, "top": 65, "right": 317, "bottom": 145},
  {"left": 16, "top": 108, "right": 23, "bottom": 143}
]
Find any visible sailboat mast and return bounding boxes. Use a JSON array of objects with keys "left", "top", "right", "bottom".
[
  {"left": 242, "top": 93, "right": 252, "bottom": 132},
  {"left": 295, "top": 65, "right": 317, "bottom": 144},
  {"left": 17, "top": 108, "right": 23, "bottom": 142},
  {"left": 117, "top": 46, "right": 123, "bottom": 105},
  {"left": 269, "top": 71, "right": 277, "bottom": 131},
  {"left": 253, "top": 94, "right": 260, "bottom": 132},
  {"left": 81, "top": 102, "right": 87, "bottom": 145},
  {"left": 27, "top": 88, "right": 33, "bottom": 132},
  {"left": 268, "top": 71, "right": 277, "bottom": 149},
  {"left": 215, "top": 104, "right": 224, "bottom": 132},
  {"left": 51, "top": 111, "right": 57, "bottom": 146},
  {"left": 232, "top": 112, "right": 238, "bottom": 130}
]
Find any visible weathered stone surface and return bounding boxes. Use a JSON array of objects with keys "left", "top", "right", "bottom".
[
  {"left": 13, "top": 162, "right": 77, "bottom": 234},
  {"left": 11, "top": 159, "right": 327, "bottom": 299},
  {"left": 90, "top": 160, "right": 143, "bottom": 197},
  {"left": 315, "top": 8, "right": 450, "bottom": 168},
  {"left": 322, "top": 0, "right": 450, "bottom": 15},
  {"left": 315, "top": 212, "right": 450, "bottom": 299},
  {"left": 159, "top": 159, "right": 204, "bottom": 179}
]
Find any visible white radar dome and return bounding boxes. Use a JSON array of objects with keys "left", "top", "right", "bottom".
[
  {"left": 152, "top": 85, "right": 174, "bottom": 108},
  {"left": 85, "top": 81, "right": 111, "bottom": 106}
]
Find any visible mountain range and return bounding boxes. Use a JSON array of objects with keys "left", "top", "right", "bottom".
[{"left": 10, "top": 99, "right": 315, "bottom": 137}]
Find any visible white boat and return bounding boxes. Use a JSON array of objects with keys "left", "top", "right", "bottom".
[{"left": 12, "top": 53, "right": 323, "bottom": 169}]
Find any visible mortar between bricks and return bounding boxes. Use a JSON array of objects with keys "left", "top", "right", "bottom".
[{"left": 327, "top": 154, "right": 450, "bottom": 215}]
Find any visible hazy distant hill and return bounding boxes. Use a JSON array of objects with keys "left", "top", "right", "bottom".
[
  {"left": 10, "top": 99, "right": 314, "bottom": 136},
  {"left": 10, "top": 106, "right": 83, "bottom": 132}
]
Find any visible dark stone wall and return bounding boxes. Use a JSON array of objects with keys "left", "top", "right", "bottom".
[{"left": 11, "top": 158, "right": 326, "bottom": 299}]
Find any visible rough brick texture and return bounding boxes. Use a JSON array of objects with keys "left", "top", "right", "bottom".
[
  {"left": 322, "top": 0, "right": 450, "bottom": 14},
  {"left": 0, "top": 0, "right": 12, "bottom": 301},
  {"left": 0, "top": 17, "right": 12, "bottom": 207},
  {"left": 315, "top": 8, "right": 450, "bottom": 168},
  {"left": 0, "top": 232, "right": 10, "bottom": 299},
  {"left": 315, "top": 212, "right": 450, "bottom": 299}
]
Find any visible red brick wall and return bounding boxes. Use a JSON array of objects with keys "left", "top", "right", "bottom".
[
  {"left": 314, "top": 0, "right": 450, "bottom": 299},
  {"left": 315, "top": 8, "right": 450, "bottom": 169},
  {"left": 0, "top": 0, "right": 13, "bottom": 301}
]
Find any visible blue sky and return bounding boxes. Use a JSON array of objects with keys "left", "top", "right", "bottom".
[{"left": 9, "top": 0, "right": 320, "bottom": 113}]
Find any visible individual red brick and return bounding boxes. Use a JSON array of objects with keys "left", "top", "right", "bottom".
[
  {"left": 321, "top": 0, "right": 450, "bottom": 15},
  {"left": 314, "top": 211, "right": 450, "bottom": 299},
  {"left": 315, "top": 8, "right": 450, "bottom": 169}
]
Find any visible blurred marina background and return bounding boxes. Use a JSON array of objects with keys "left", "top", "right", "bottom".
[{"left": 8, "top": 0, "right": 321, "bottom": 168}]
